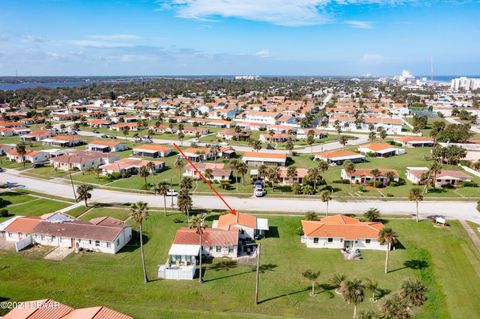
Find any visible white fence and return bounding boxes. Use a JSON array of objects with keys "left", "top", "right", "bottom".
[
  {"left": 15, "top": 235, "right": 32, "bottom": 252},
  {"left": 158, "top": 264, "right": 196, "bottom": 280}
]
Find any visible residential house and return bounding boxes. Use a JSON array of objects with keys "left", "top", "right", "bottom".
[
  {"left": 6, "top": 149, "right": 49, "bottom": 165},
  {"left": 406, "top": 167, "right": 472, "bottom": 187},
  {"left": 357, "top": 143, "right": 405, "bottom": 158},
  {"left": 132, "top": 144, "right": 173, "bottom": 158},
  {"left": 314, "top": 150, "right": 365, "bottom": 165},
  {"left": 259, "top": 133, "right": 292, "bottom": 143},
  {"left": 0, "top": 128, "right": 14, "bottom": 136},
  {"left": 213, "top": 212, "right": 269, "bottom": 240},
  {"left": 393, "top": 136, "right": 434, "bottom": 148},
  {"left": 341, "top": 168, "right": 400, "bottom": 186},
  {"left": 277, "top": 167, "right": 309, "bottom": 185},
  {"left": 242, "top": 151, "right": 287, "bottom": 166},
  {"left": 20, "top": 130, "right": 52, "bottom": 142},
  {"left": 180, "top": 147, "right": 215, "bottom": 162},
  {"left": 42, "top": 135, "right": 83, "bottom": 147},
  {"left": 100, "top": 157, "right": 164, "bottom": 176},
  {"left": 0, "top": 144, "right": 14, "bottom": 155},
  {"left": 88, "top": 140, "right": 128, "bottom": 153},
  {"left": 110, "top": 122, "right": 141, "bottom": 131},
  {"left": 301, "top": 215, "right": 387, "bottom": 250},
  {"left": 183, "top": 162, "right": 232, "bottom": 181},
  {"left": 50, "top": 151, "right": 119, "bottom": 171}
]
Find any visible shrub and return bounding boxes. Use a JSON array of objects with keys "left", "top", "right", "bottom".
[
  {"left": 296, "top": 226, "right": 304, "bottom": 236},
  {"left": 386, "top": 193, "right": 394, "bottom": 197},
  {"left": 332, "top": 179, "right": 350, "bottom": 184},
  {"left": 0, "top": 198, "right": 7, "bottom": 208},
  {"left": 0, "top": 209, "right": 9, "bottom": 217},
  {"left": 173, "top": 217, "right": 184, "bottom": 224},
  {"left": 461, "top": 181, "right": 478, "bottom": 187},
  {"left": 106, "top": 172, "right": 122, "bottom": 180}
]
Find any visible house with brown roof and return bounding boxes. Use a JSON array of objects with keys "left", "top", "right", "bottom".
[
  {"left": 357, "top": 143, "right": 404, "bottom": 158},
  {"left": 213, "top": 212, "right": 269, "bottom": 239},
  {"left": 3, "top": 299, "right": 132, "bottom": 319},
  {"left": 88, "top": 140, "right": 128, "bottom": 152},
  {"left": 110, "top": 122, "right": 141, "bottom": 131},
  {"left": 277, "top": 167, "right": 309, "bottom": 185},
  {"left": 341, "top": 168, "right": 400, "bottom": 186},
  {"left": 301, "top": 215, "right": 387, "bottom": 250},
  {"left": 158, "top": 227, "right": 239, "bottom": 280},
  {"left": 314, "top": 150, "right": 365, "bottom": 165},
  {"left": 132, "top": 144, "right": 173, "bottom": 158},
  {"left": 406, "top": 167, "right": 472, "bottom": 187},
  {"left": 242, "top": 151, "right": 287, "bottom": 166}
]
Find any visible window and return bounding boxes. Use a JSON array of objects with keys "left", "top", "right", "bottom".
[
  {"left": 216, "top": 246, "right": 221, "bottom": 252},
  {"left": 89, "top": 240, "right": 92, "bottom": 244},
  {"left": 366, "top": 239, "right": 371, "bottom": 244},
  {"left": 106, "top": 242, "right": 111, "bottom": 248},
  {"left": 95, "top": 241, "right": 100, "bottom": 247},
  {"left": 116, "top": 239, "right": 120, "bottom": 246},
  {"left": 313, "top": 238, "right": 319, "bottom": 244},
  {"left": 327, "top": 238, "right": 333, "bottom": 243},
  {"left": 228, "top": 246, "right": 234, "bottom": 253}
]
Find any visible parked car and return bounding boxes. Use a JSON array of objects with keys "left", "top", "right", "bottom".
[
  {"left": 254, "top": 188, "right": 266, "bottom": 197},
  {"left": 109, "top": 135, "right": 117, "bottom": 139},
  {"left": 32, "top": 162, "right": 45, "bottom": 168},
  {"left": 166, "top": 189, "right": 178, "bottom": 196},
  {"left": 100, "top": 134, "right": 108, "bottom": 138}
]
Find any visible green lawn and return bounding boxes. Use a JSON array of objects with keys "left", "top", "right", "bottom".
[
  {"left": 1, "top": 214, "right": 479, "bottom": 318},
  {"left": 64, "top": 205, "right": 90, "bottom": 218},
  {"left": 79, "top": 207, "right": 129, "bottom": 221}
]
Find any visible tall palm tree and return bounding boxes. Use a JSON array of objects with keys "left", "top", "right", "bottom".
[
  {"left": 307, "top": 167, "right": 322, "bottom": 191},
  {"left": 399, "top": 279, "right": 427, "bottom": 307},
  {"left": 76, "top": 184, "right": 94, "bottom": 207},
  {"left": 180, "top": 177, "right": 193, "bottom": 191},
  {"left": 408, "top": 188, "right": 423, "bottom": 223},
  {"left": 302, "top": 269, "right": 321, "bottom": 296},
  {"left": 139, "top": 166, "right": 150, "bottom": 189},
  {"left": 379, "top": 227, "right": 399, "bottom": 274},
  {"left": 340, "top": 278, "right": 365, "bottom": 319},
  {"left": 177, "top": 189, "right": 192, "bottom": 221},
  {"left": 321, "top": 190, "right": 332, "bottom": 216},
  {"left": 204, "top": 168, "right": 214, "bottom": 182},
  {"left": 344, "top": 160, "right": 356, "bottom": 188},
  {"left": 154, "top": 181, "right": 169, "bottom": 216},
  {"left": 190, "top": 213, "right": 206, "bottom": 283},
  {"left": 129, "top": 201, "right": 150, "bottom": 283},
  {"left": 229, "top": 159, "right": 239, "bottom": 190},
  {"left": 15, "top": 143, "right": 27, "bottom": 168},
  {"left": 370, "top": 169, "right": 381, "bottom": 188},
  {"left": 287, "top": 166, "right": 298, "bottom": 185},
  {"left": 267, "top": 167, "right": 279, "bottom": 192},
  {"left": 428, "top": 160, "right": 442, "bottom": 190},
  {"left": 238, "top": 162, "right": 248, "bottom": 185},
  {"left": 174, "top": 158, "right": 185, "bottom": 181},
  {"left": 318, "top": 160, "right": 329, "bottom": 174}
]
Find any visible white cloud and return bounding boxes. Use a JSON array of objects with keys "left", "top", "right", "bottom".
[
  {"left": 361, "top": 53, "right": 384, "bottom": 64},
  {"left": 345, "top": 20, "right": 373, "bottom": 29},
  {"left": 69, "top": 34, "right": 140, "bottom": 48},
  {"left": 90, "top": 34, "right": 140, "bottom": 40},
  {"left": 157, "top": 0, "right": 418, "bottom": 26},
  {"left": 23, "top": 34, "right": 45, "bottom": 43},
  {"left": 255, "top": 49, "right": 271, "bottom": 58}
]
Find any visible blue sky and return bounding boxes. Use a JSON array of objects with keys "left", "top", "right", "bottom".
[{"left": 0, "top": 0, "right": 479, "bottom": 76}]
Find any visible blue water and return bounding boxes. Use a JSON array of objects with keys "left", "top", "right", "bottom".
[{"left": 0, "top": 81, "right": 93, "bottom": 91}]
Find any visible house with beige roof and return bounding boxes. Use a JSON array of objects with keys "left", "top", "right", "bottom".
[
  {"left": 242, "top": 151, "right": 287, "bottom": 166},
  {"left": 183, "top": 162, "right": 231, "bottom": 182},
  {"left": 406, "top": 167, "right": 472, "bottom": 187},
  {"left": 314, "top": 150, "right": 365, "bottom": 165},
  {"left": 100, "top": 157, "right": 164, "bottom": 176},
  {"left": 133, "top": 144, "right": 173, "bottom": 158},
  {"left": 7, "top": 148, "right": 49, "bottom": 165},
  {"left": 88, "top": 140, "right": 128, "bottom": 152},
  {"left": 301, "top": 215, "right": 387, "bottom": 250},
  {"left": 50, "top": 151, "right": 119, "bottom": 171},
  {"left": 393, "top": 136, "right": 434, "bottom": 148},
  {"left": 42, "top": 135, "right": 83, "bottom": 147}
]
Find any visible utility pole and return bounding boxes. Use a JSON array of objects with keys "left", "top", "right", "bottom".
[{"left": 255, "top": 243, "right": 261, "bottom": 305}]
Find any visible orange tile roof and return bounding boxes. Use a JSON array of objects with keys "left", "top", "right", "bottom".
[
  {"left": 360, "top": 143, "right": 395, "bottom": 151},
  {"left": 4, "top": 216, "right": 42, "bottom": 233},
  {"left": 345, "top": 168, "right": 399, "bottom": 178},
  {"left": 173, "top": 227, "right": 239, "bottom": 246},
  {"left": 62, "top": 306, "right": 132, "bottom": 319},
  {"left": 89, "top": 140, "right": 123, "bottom": 147},
  {"left": 4, "top": 299, "right": 74, "bottom": 319},
  {"left": 133, "top": 144, "right": 172, "bottom": 152},
  {"left": 301, "top": 215, "right": 384, "bottom": 240},
  {"left": 217, "top": 212, "right": 257, "bottom": 229},
  {"left": 242, "top": 151, "right": 287, "bottom": 159},
  {"left": 393, "top": 136, "right": 433, "bottom": 142},
  {"left": 315, "top": 150, "right": 363, "bottom": 158}
]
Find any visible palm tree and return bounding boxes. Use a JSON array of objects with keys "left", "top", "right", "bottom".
[
  {"left": 285, "top": 140, "right": 294, "bottom": 155},
  {"left": 129, "top": 201, "right": 150, "bottom": 283},
  {"left": 154, "top": 181, "right": 169, "bottom": 216},
  {"left": 238, "top": 162, "right": 248, "bottom": 185},
  {"left": 307, "top": 167, "right": 322, "bottom": 191},
  {"left": 302, "top": 269, "right": 320, "bottom": 296},
  {"left": 229, "top": 159, "right": 239, "bottom": 190},
  {"left": 427, "top": 160, "right": 442, "bottom": 190},
  {"left": 174, "top": 158, "right": 185, "bottom": 181},
  {"left": 258, "top": 164, "right": 268, "bottom": 180},
  {"left": 190, "top": 213, "right": 206, "bottom": 283},
  {"left": 287, "top": 166, "right": 298, "bottom": 185},
  {"left": 399, "top": 279, "right": 427, "bottom": 307},
  {"left": 305, "top": 211, "right": 319, "bottom": 221},
  {"left": 180, "top": 176, "right": 193, "bottom": 191},
  {"left": 370, "top": 169, "right": 381, "bottom": 188},
  {"left": 408, "top": 188, "right": 423, "bottom": 223},
  {"left": 177, "top": 189, "right": 192, "bottom": 220},
  {"left": 76, "top": 184, "right": 94, "bottom": 207},
  {"left": 364, "top": 278, "right": 378, "bottom": 303},
  {"left": 344, "top": 160, "right": 356, "bottom": 188},
  {"left": 379, "top": 227, "right": 399, "bottom": 274},
  {"left": 318, "top": 160, "right": 329, "bottom": 175},
  {"left": 204, "top": 168, "right": 214, "bottom": 182},
  {"left": 380, "top": 294, "right": 409, "bottom": 319},
  {"left": 321, "top": 190, "right": 332, "bottom": 216},
  {"left": 329, "top": 272, "right": 346, "bottom": 294},
  {"left": 15, "top": 143, "right": 27, "bottom": 168},
  {"left": 267, "top": 167, "right": 279, "bottom": 192},
  {"left": 139, "top": 166, "right": 150, "bottom": 189},
  {"left": 340, "top": 278, "right": 365, "bottom": 319},
  {"left": 364, "top": 208, "right": 381, "bottom": 222},
  {"left": 339, "top": 135, "right": 349, "bottom": 147}
]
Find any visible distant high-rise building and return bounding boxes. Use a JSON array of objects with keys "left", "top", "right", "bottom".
[
  {"left": 234, "top": 75, "right": 259, "bottom": 80},
  {"left": 393, "top": 70, "right": 415, "bottom": 83},
  {"left": 450, "top": 77, "right": 480, "bottom": 91}
]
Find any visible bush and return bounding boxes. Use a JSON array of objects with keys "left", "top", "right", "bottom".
[
  {"left": 0, "top": 198, "right": 7, "bottom": 208},
  {"left": 295, "top": 226, "right": 304, "bottom": 236},
  {"left": 374, "top": 181, "right": 384, "bottom": 188},
  {"left": 106, "top": 172, "right": 122, "bottom": 180},
  {"left": 332, "top": 179, "right": 350, "bottom": 184},
  {"left": 442, "top": 183, "right": 455, "bottom": 189},
  {"left": 386, "top": 193, "right": 394, "bottom": 197},
  {"left": 0, "top": 209, "right": 9, "bottom": 217},
  {"left": 173, "top": 218, "right": 184, "bottom": 224},
  {"left": 461, "top": 181, "right": 478, "bottom": 187}
]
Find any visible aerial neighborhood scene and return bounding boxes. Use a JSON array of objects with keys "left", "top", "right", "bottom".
[{"left": 1, "top": 1, "right": 480, "bottom": 319}]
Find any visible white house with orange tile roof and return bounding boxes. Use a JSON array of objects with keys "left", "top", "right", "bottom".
[
  {"left": 110, "top": 122, "right": 141, "bottom": 131},
  {"left": 7, "top": 148, "right": 49, "bottom": 165},
  {"left": 50, "top": 151, "right": 119, "bottom": 171},
  {"left": 20, "top": 130, "right": 52, "bottom": 142},
  {"left": 242, "top": 151, "right": 287, "bottom": 166},
  {"left": 314, "top": 150, "right": 365, "bottom": 165},
  {"left": 393, "top": 136, "right": 434, "bottom": 148},
  {"left": 213, "top": 212, "right": 269, "bottom": 239},
  {"left": 183, "top": 162, "right": 232, "bottom": 181},
  {"left": 100, "top": 157, "right": 164, "bottom": 176},
  {"left": 357, "top": 143, "right": 404, "bottom": 158},
  {"left": 341, "top": 168, "right": 400, "bottom": 186},
  {"left": 277, "top": 167, "right": 309, "bottom": 185},
  {"left": 242, "top": 111, "right": 282, "bottom": 125},
  {"left": 88, "top": 140, "right": 128, "bottom": 152},
  {"left": 42, "top": 135, "right": 83, "bottom": 147},
  {"left": 180, "top": 147, "right": 215, "bottom": 162},
  {"left": 0, "top": 127, "right": 14, "bottom": 136},
  {"left": 301, "top": 215, "right": 387, "bottom": 250},
  {"left": 132, "top": 144, "right": 173, "bottom": 158}
]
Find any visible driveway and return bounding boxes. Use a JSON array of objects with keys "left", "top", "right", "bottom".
[{"left": 2, "top": 170, "right": 479, "bottom": 223}]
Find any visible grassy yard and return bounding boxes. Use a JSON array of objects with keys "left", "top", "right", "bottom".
[
  {"left": 1, "top": 213, "right": 479, "bottom": 318},
  {"left": 79, "top": 207, "right": 129, "bottom": 221}
]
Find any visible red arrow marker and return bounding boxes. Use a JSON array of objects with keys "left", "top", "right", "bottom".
[{"left": 173, "top": 143, "right": 237, "bottom": 215}]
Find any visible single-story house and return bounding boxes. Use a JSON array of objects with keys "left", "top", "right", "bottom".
[
  {"left": 357, "top": 143, "right": 405, "bottom": 158},
  {"left": 406, "top": 167, "right": 472, "bottom": 187},
  {"left": 180, "top": 147, "right": 215, "bottom": 162},
  {"left": 259, "top": 133, "right": 292, "bottom": 143},
  {"left": 88, "top": 140, "right": 128, "bottom": 153},
  {"left": 314, "top": 150, "right": 365, "bottom": 165},
  {"left": 42, "top": 135, "right": 83, "bottom": 147},
  {"left": 20, "top": 130, "right": 52, "bottom": 142},
  {"left": 110, "top": 122, "right": 141, "bottom": 131},
  {"left": 0, "top": 144, "right": 14, "bottom": 155},
  {"left": 213, "top": 212, "right": 269, "bottom": 240},
  {"left": 158, "top": 227, "right": 239, "bottom": 280},
  {"left": 4, "top": 215, "right": 132, "bottom": 254},
  {"left": 182, "top": 126, "right": 209, "bottom": 136},
  {"left": 393, "top": 136, "right": 434, "bottom": 148},
  {"left": 0, "top": 128, "right": 14, "bottom": 136},
  {"left": 242, "top": 151, "right": 287, "bottom": 166},
  {"left": 100, "top": 157, "right": 164, "bottom": 176},
  {"left": 301, "top": 214, "right": 387, "bottom": 250},
  {"left": 296, "top": 128, "right": 327, "bottom": 140},
  {"left": 277, "top": 167, "right": 309, "bottom": 185},
  {"left": 50, "top": 151, "right": 119, "bottom": 171},
  {"left": 88, "top": 118, "right": 112, "bottom": 128},
  {"left": 183, "top": 162, "right": 232, "bottom": 181},
  {"left": 6, "top": 149, "right": 49, "bottom": 165},
  {"left": 217, "top": 129, "right": 249, "bottom": 141},
  {"left": 341, "top": 168, "right": 400, "bottom": 186},
  {"left": 132, "top": 144, "right": 173, "bottom": 158}
]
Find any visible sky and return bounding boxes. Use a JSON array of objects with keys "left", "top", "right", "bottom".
[{"left": 0, "top": 0, "right": 479, "bottom": 76}]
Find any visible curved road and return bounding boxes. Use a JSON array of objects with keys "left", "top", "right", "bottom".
[{"left": 2, "top": 170, "right": 479, "bottom": 223}]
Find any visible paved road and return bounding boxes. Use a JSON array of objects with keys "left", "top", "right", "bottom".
[{"left": 2, "top": 170, "right": 479, "bottom": 223}]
